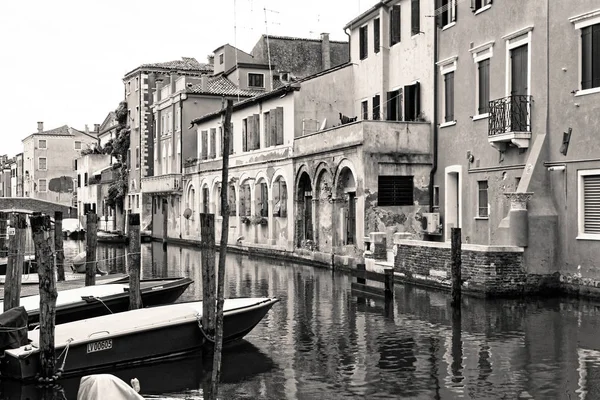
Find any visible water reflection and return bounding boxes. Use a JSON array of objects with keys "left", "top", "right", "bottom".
[{"left": 7, "top": 241, "right": 600, "bottom": 399}]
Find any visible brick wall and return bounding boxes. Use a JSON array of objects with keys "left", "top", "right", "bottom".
[{"left": 393, "top": 240, "right": 547, "bottom": 296}]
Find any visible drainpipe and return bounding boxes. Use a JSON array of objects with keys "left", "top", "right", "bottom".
[
  {"left": 429, "top": 4, "right": 439, "bottom": 213},
  {"left": 343, "top": 27, "right": 351, "bottom": 63}
]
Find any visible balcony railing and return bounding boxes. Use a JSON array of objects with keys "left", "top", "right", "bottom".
[
  {"left": 488, "top": 95, "right": 532, "bottom": 150},
  {"left": 141, "top": 173, "right": 182, "bottom": 194}
]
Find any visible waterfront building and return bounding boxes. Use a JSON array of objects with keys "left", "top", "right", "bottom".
[
  {"left": 22, "top": 122, "right": 97, "bottom": 206},
  {"left": 0, "top": 160, "right": 11, "bottom": 198},
  {"left": 122, "top": 57, "right": 214, "bottom": 231},
  {"left": 75, "top": 153, "right": 118, "bottom": 230},
  {"left": 393, "top": 0, "right": 600, "bottom": 296}
]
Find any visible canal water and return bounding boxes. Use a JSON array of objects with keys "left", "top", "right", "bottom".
[{"left": 3, "top": 240, "right": 600, "bottom": 399}]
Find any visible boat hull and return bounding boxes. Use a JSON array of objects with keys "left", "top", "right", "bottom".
[
  {"left": 25, "top": 278, "right": 193, "bottom": 326},
  {"left": 1, "top": 298, "right": 278, "bottom": 380}
]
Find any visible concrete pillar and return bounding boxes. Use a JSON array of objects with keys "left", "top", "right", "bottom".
[
  {"left": 267, "top": 199, "right": 275, "bottom": 245},
  {"left": 504, "top": 192, "right": 533, "bottom": 247},
  {"left": 312, "top": 198, "right": 319, "bottom": 249}
]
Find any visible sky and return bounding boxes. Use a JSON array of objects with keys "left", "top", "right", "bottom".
[{"left": 0, "top": 0, "right": 378, "bottom": 158}]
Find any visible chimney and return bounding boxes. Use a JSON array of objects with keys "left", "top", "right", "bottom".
[
  {"left": 200, "top": 75, "right": 208, "bottom": 92},
  {"left": 207, "top": 55, "right": 215, "bottom": 65},
  {"left": 85, "top": 124, "right": 89, "bottom": 134},
  {"left": 94, "top": 124, "right": 100, "bottom": 133},
  {"left": 155, "top": 78, "right": 164, "bottom": 101},
  {"left": 321, "top": 33, "right": 331, "bottom": 70},
  {"left": 37, "top": 121, "right": 43, "bottom": 133},
  {"left": 170, "top": 71, "right": 177, "bottom": 92}
]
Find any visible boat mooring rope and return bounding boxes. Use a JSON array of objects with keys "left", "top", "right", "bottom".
[{"left": 195, "top": 313, "right": 215, "bottom": 343}]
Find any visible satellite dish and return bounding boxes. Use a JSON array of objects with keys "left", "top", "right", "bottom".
[
  {"left": 183, "top": 208, "right": 193, "bottom": 219},
  {"left": 320, "top": 118, "right": 327, "bottom": 131}
]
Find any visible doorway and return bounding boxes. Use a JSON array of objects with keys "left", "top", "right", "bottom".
[{"left": 444, "top": 166, "right": 462, "bottom": 241}]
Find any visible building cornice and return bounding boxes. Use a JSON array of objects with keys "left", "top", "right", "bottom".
[{"left": 501, "top": 25, "right": 534, "bottom": 41}]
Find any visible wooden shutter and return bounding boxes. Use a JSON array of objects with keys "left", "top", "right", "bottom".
[
  {"left": 584, "top": 175, "right": 600, "bottom": 234},
  {"left": 201, "top": 130, "right": 208, "bottom": 160},
  {"left": 209, "top": 128, "right": 216, "bottom": 158},
  {"left": 242, "top": 119, "right": 248, "bottom": 152},
  {"left": 253, "top": 114, "right": 261, "bottom": 150},
  {"left": 390, "top": 5, "right": 401, "bottom": 45},
  {"left": 444, "top": 72, "right": 454, "bottom": 122},
  {"left": 378, "top": 176, "right": 414, "bottom": 206},
  {"left": 374, "top": 18, "right": 380, "bottom": 54},
  {"left": 264, "top": 112, "right": 271, "bottom": 147},
  {"left": 478, "top": 59, "right": 490, "bottom": 114},
  {"left": 372, "top": 95, "right": 380, "bottom": 120},
  {"left": 411, "top": 0, "right": 420, "bottom": 35},
  {"left": 275, "top": 107, "right": 284, "bottom": 145}
]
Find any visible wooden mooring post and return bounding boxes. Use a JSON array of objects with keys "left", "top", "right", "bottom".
[
  {"left": 450, "top": 227, "right": 462, "bottom": 308},
  {"left": 127, "top": 213, "right": 142, "bottom": 310},
  {"left": 54, "top": 211, "right": 65, "bottom": 282},
  {"left": 4, "top": 213, "right": 27, "bottom": 311},
  {"left": 85, "top": 213, "right": 98, "bottom": 286},
  {"left": 200, "top": 213, "right": 216, "bottom": 343},
  {"left": 31, "top": 214, "right": 58, "bottom": 381}
]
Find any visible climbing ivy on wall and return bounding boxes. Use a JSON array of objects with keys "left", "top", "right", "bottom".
[{"left": 104, "top": 101, "right": 130, "bottom": 209}]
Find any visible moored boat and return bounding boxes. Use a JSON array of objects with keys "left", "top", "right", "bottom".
[
  {"left": 0, "top": 277, "right": 193, "bottom": 327},
  {"left": 0, "top": 297, "right": 279, "bottom": 380}
]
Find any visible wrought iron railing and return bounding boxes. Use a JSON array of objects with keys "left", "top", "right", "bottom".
[{"left": 488, "top": 95, "right": 532, "bottom": 137}]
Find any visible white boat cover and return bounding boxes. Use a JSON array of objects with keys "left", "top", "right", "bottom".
[
  {"left": 63, "top": 219, "right": 84, "bottom": 233},
  {"left": 0, "top": 284, "right": 129, "bottom": 313},
  {"left": 77, "top": 374, "right": 144, "bottom": 400}
]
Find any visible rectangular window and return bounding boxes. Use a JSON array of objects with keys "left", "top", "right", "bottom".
[
  {"left": 84, "top": 172, "right": 88, "bottom": 186},
  {"left": 444, "top": 71, "right": 455, "bottom": 122},
  {"left": 135, "top": 77, "right": 139, "bottom": 90},
  {"left": 359, "top": 25, "right": 368, "bottom": 60},
  {"left": 257, "top": 182, "right": 269, "bottom": 217},
  {"left": 219, "top": 53, "right": 224, "bottom": 64},
  {"left": 378, "top": 176, "right": 413, "bottom": 206},
  {"left": 242, "top": 119, "right": 248, "bottom": 152},
  {"left": 386, "top": 89, "right": 402, "bottom": 121},
  {"left": 579, "top": 171, "right": 600, "bottom": 237},
  {"left": 433, "top": 186, "right": 440, "bottom": 208},
  {"left": 372, "top": 95, "right": 381, "bottom": 120},
  {"left": 582, "top": 24, "right": 600, "bottom": 90},
  {"left": 411, "top": 0, "right": 420, "bottom": 35},
  {"left": 477, "top": 180, "right": 489, "bottom": 217},
  {"left": 252, "top": 114, "right": 260, "bottom": 150},
  {"left": 374, "top": 18, "right": 380, "bottom": 54},
  {"left": 38, "top": 139, "right": 47, "bottom": 149},
  {"left": 404, "top": 82, "right": 421, "bottom": 121},
  {"left": 38, "top": 179, "right": 47, "bottom": 192},
  {"left": 477, "top": 58, "right": 490, "bottom": 115},
  {"left": 390, "top": 4, "right": 401, "bottom": 46},
  {"left": 77, "top": 174, "right": 81, "bottom": 188},
  {"left": 74, "top": 141, "right": 82, "bottom": 150},
  {"left": 361, "top": 100, "right": 368, "bottom": 120},
  {"left": 38, "top": 157, "right": 47, "bottom": 170},
  {"left": 248, "top": 73, "right": 264, "bottom": 88},
  {"left": 472, "top": 0, "right": 492, "bottom": 12},
  {"left": 136, "top": 146, "right": 140, "bottom": 168},
  {"left": 438, "top": 0, "right": 457, "bottom": 28},
  {"left": 273, "top": 179, "right": 287, "bottom": 217}
]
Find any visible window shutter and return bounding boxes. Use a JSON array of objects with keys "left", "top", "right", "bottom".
[
  {"left": 374, "top": 18, "right": 380, "bottom": 53},
  {"left": 414, "top": 81, "right": 421, "bottom": 118},
  {"left": 435, "top": 0, "right": 442, "bottom": 27},
  {"left": 372, "top": 95, "right": 381, "bottom": 120},
  {"left": 275, "top": 107, "right": 284, "bottom": 145},
  {"left": 201, "top": 130, "right": 208, "bottom": 160},
  {"left": 390, "top": 5, "right": 401, "bottom": 45},
  {"left": 411, "top": 0, "right": 420, "bottom": 35},
  {"left": 253, "top": 114, "right": 261, "bottom": 150},
  {"left": 242, "top": 119, "right": 248, "bottom": 152},
  {"left": 209, "top": 128, "right": 216, "bottom": 158},
  {"left": 264, "top": 112, "right": 271, "bottom": 147},
  {"left": 584, "top": 175, "right": 600, "bottom": 234}
]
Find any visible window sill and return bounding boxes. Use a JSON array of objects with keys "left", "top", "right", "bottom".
[
  {"left": 472, "top": 113, "right": 489, "bottom": 121},
  {"left": 439, "top": 121, "right": 457, "bottom": 129},
  {"left": 474, "top": 4, "right": 492, "bottom": 15},
  {"left": 442, "top": 22, "right": 456, "bottom": 31},
  {"left": 474, "top": 216, "right": 489, "bottom": 220},
  {"left": 576, "top": 234, "right": 600, "bottom": 241},
  {"left": 574, "top": 87, "right": 600, "bottom": 97}
]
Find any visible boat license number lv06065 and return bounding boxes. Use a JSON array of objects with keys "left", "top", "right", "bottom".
[{"left": 87, "top": 339, "right": 113, "bottom": 354}]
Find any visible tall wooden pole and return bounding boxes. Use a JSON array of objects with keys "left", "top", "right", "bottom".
[
  {"left": 31, "top": 214, "right": 57, "bottom": 380},
  {"left": 85, "top": 213, "right": 98, "bottom": 286},
  {"left": 0, "top": 212, "right": 7, "bottom": 258},
  {"left": 127, "top": 213, "right": 142, "bottom": 310},
  {"left": 4, "top": 213, "right": 27, "bottom": 311},
  {"left": 450, "top": 227, "right": 462, "bottom": 308},
  {"left": 200, "top": 213, "right": 216, "bottom": 342},
  {"left": 210, "top": 99, "right": 233, "bottom": 400},
  {"left": 54, "top": 211, "right": 65, "bottom": 282}
]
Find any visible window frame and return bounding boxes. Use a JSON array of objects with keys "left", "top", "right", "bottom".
[
  {"left": 390, "top": 4, "right": 401, "bottom": 46},
  {"left": 439, "top": 0, "right": 457, "bottom": 30},
  {"left": 219, "top": 53, "right": 224, "bottom": 65},
  {"left": 38, "top": 157, "right": 47, "bottom": 171},
  {"left": 248, "top": 73, "right": 265, "bottom": 88},
  {"left": 437, "top": 56, "right": 458, "bottom": 127},
  {"left": 377, "top": 175, "right": 414, "bottom": 206},
  {"left": 372, "top": 94, "right": 381, "bottom": 120},
  {"left": 470, "top": 41, "right": 494, "bottom": 120},
  {"left": 38, "top": 179, "right": 47, "bottom": 193},
  {"left": 578, "top": 168, "right": 600, "bottom": 240},
  {"left": 373, "top": 18, "right": 381, "bottom": 54},
  {"left": 569, "top": 10, "right": 600, "bottom": 96},
  {"left": 472, "top": 0, "right": 492, "bottom": 15},
  {"left": 359, "top": 24, "right": 369, "bottom": 60},
  {"left": 38, "top": 139, "right": 47, "bottom": 149},
  {"left": 477, "top": 180, "right": 489, "bottom": 218},
  {"left": 361, "top": 99, "right": 369, "bottom": 120},
  {"left": 411, "top": 0, "right": 420, "bottom": 36},
  {"left": 502, "top": 26, "right": 533, "bottom": 98}
]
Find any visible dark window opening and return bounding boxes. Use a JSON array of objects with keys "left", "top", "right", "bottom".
[
  {"left": 387, "top": 89, "right": 403, "bottom": 121},
  {"left": 248, "top": 73, "right": 264, "bottom": 88},
  {"left": 390, "top": 4, "right": 401, "bottom": 46},
  {"left": 361, "top": 100, "right": 369, "bottom": 120},
  {"left": 478, "top": 58, "right": 490, "bottom": 114},
  {"left": 373, "top": 95, "right": 381, "bottom": 120},
  {"left": 582, "top": 24, "right": 600, "bottom": 90},
  {"left": 404, "top": 82, "right": 421, "bottom": 121},
  {"left": 359, "top": 25, "right": 369, "bottom": 60},
  {"left": 411, "top": 0, "right": 420, "bottom": 35},
  {"left": 478, "top": 180, "right": 489, "bottom": 217},
  {"left": 378, "top": 175, "right": 414, "bottom": 206},
  {"left": 374, "top": 18, "right": 380, "bottom": 53},
  {"left": 444, "top": 72, "right": 455, "bottom": 122}
]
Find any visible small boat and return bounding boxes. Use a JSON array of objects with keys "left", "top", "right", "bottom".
[
  {"left": 63, "top": 218, "right": 85, "bottom": 240},
  {"left": 71, "top": 251, "right": 106, "bottom": 275},
  {"left": 0, "top": 297, "right": 279, "bottom": 380},
  {"left": 0, "top": 277, "right": 193, "bottom": 327},
  {"left": 97, "top": 231, "right": 128, "bottom": 244},
  {"left": 0, "top": 255, "right": 36, "bottom": 275},
  {"left": 77, "top": 374, "right": 143, "bottom": 400}
]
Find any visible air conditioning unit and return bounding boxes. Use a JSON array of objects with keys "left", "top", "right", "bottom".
[{"left": 421, "top": 212, "right": 441, "bottom": 234}]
